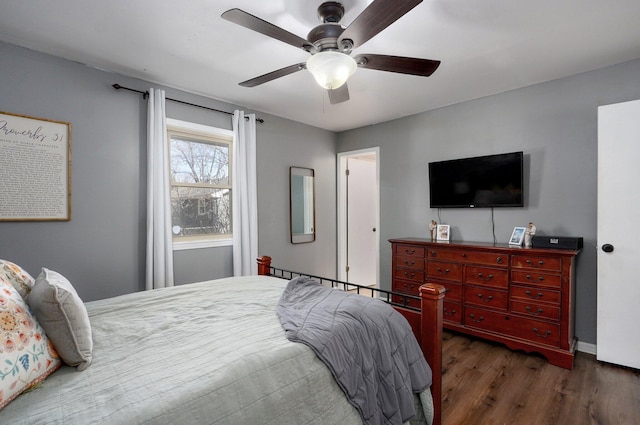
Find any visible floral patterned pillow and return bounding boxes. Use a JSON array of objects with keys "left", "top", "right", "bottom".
[
  {"left": 0, "top": 279, "right": 61, "bottom": 410},
  {"left": 0, "top": 260, "right": 35, "bottom": 299}
]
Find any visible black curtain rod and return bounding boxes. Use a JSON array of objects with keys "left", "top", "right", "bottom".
[{"left": 112, "top": 84, "right": 264, "bottom": 123}]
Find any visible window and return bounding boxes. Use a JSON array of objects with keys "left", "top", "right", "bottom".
[{"left": 166, "top": 119, "right": 233, "bottom": 249}]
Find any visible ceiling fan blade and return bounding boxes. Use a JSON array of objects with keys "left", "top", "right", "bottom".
[
  {"left": 354, "top": 54, "right": 440, "bottom": 77},
  {"left": 328, "top": 84, "right": 350, "bottom": 104},
  {"left": 222, "top": 9, "right": 312, "bottom": 51},
  {"left": 339, "top": 0, "right": 422, "bottom": 49},
  {"left": 239, "top": 63, "right": 306, "bottom": 87}
]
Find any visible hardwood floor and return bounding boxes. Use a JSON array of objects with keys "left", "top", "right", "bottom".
[{"left": 441, "top": 331, "right": 640, "bottom": 425}]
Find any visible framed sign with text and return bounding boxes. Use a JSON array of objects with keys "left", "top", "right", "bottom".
[{"left": 0, "top": 111, "right": 71, "bottom": 221}]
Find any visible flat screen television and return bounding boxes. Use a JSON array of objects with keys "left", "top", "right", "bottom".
[{"left": 428, "top": 151, "right": 524, "bottom": 208}]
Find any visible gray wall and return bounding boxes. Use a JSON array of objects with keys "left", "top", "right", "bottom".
[
  {"left": 337, "top": 58, "right": 640, "bottom": 345},
  {"left": 4, "top": 38, "right": 640, "bottom": 346},
  {"left": 0, "top": 41, "right": 337, "bottom": 301}
]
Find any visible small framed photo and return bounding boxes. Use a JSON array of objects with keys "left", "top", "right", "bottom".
[
  {"left": 437, "top": 224, "right": 450, "bottom": 241},
  {"left": 509, "top": 227, "right": 526, "bottom": 245}
]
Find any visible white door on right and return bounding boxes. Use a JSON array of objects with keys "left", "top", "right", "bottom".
[{"left": 597, "top": 99, "right": 640, "bottom": 369}]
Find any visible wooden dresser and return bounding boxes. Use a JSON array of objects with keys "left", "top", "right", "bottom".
[{"left": 390, "top": 238, "right": 580, "bottom": 369}]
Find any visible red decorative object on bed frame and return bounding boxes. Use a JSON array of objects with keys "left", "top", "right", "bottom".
[{"left": 257, "top": 256, "right": 445, "bottom": 425}]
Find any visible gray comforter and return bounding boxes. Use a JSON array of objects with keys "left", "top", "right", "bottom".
[{"left": 276, "top": 277, "right": 432, "bottom": 425}]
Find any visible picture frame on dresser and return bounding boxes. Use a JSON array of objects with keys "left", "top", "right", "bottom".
[
  {"left": 436, "top": 225, "right": 450, "bottom": 241},
  {"left": 509, "top": 227, "right": 526, "bottom": 245}
]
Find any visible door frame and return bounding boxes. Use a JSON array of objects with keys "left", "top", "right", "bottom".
[{"left": 337, "top": 147, "right": 380, "bottom": 286}]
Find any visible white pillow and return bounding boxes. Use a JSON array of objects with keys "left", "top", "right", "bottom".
[{"left": 28, "top": 269, "right": 93, "bottom": 371}]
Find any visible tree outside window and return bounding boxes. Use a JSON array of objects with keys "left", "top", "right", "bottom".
[{"left": 168, "top": 128, "right": 232, "bottom": 240}]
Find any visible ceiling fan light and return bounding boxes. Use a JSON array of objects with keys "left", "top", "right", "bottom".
[{"left": 306, "top": 51, "right": 357, "bottom": 90}]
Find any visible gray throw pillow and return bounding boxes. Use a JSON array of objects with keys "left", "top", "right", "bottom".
[{"left": 28, "top": 268, "right": 93, "bottom": 371}]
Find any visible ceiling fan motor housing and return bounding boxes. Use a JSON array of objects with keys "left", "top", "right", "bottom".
[
  {"left": 317, "top": 2, "right": 345, "bottom": 23},
  {"left": 307, "top": 23, "right": 345, "bottom": 52}
]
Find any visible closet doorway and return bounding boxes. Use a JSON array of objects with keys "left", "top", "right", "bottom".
[{"left": 337, "top": 148, "right": 379, "bottom": 287}]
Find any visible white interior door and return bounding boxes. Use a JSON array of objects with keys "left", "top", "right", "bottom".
[
  {"left": 337, "top": 149, "right": 379, "bottom": 287},
  {"left": 597, "top": 99, "right": 640, "bottom": 369},
  {"left": 346, "top": 156, "right": 377, "bottom": 286}
]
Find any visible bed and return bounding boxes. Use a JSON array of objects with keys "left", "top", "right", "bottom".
[{"left": 0, "top": 256, "right": 444, "bottom": 425}]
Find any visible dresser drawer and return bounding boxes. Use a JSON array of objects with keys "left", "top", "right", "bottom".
[
  {"left": 428, "top": 248, "right": 508, "bottom": 267},
  {"left": 511, "top": 300, "right": 560, "bottom": 321},
  {"left": 395, "top": 245, "right": 425, "bottom": 258},
  {"left": 427, "top": 248, "right": 467, "bottom": 262},
  {"left": 396, "top": 255, "right": 425, "bottom": 270},
  {"left": 439, "top": 282, "right": 462, "bottom": 302},
  {"left": 511, "top": 255, "right": 561, "bottom": 272},
  {"left": 464, "top": 285, "right": 508, "bottom": 310},
  {"left": 464, "top": 306, "right": 561, "bottom": 347},
  {"left": 394, "top": 268, "right": 424, "bottom": 283},
  {"left": 511, "top": 285, "right": 560, "bottom": 304},
  {"left": 426, "top": 261, "right": 463, "bottom": 282},
  {"left": 443, "top": 301, "right": 462, "bottom": 324},
  {"left": 393, "top": 279, "right": 421, "bottom": 295},
  {"left": 392, "top": 293, "right": 421, "bottom": 310},
  {"left": 511, "top": 271, "right": 561, "bottom": 288},
  {"left": 464, "top": 266, "right": 509, "bottom": 288}
]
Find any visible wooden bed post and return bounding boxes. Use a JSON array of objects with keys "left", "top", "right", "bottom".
[
  {"left": 420, "top": 283, "right": 445, "bottom": 425},
  {"left": 257, "top": 256, "right": 272, "bottom": 275}
]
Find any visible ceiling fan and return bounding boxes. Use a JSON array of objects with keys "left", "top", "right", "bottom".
[{"left": 221, "top": 0, "right": 440, "bottom": 104}]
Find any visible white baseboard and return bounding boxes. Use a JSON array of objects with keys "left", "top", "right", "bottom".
[{"left": 577, "top": 341, "right": 597, "bottom": 355}]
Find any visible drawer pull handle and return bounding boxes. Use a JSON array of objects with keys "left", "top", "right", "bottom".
[
  {"left": 443, "top": 308, "right": 457, "bottom": 317},
  {"left": 404, "top": 249, "right": 415, "bottom": 255},
  {"left": 496, "top": 257, "right": 503, "bottom": 264},
  {"left": 477, "top": 273, "right": 494, "bottom": 281},
  {"left": 525, "top": 275, "right": 545, "bottom": 282},
  {"left": 526, "top": 259, "right": 545, "bottom": 266},
  {"left": 437, "top": 267, "right": 450, "bottom": 275},
  {"left": 403, "top": 260, "right": 415, "bottom": 266},
  {"left": 532, "top": 328, "right": 552, "bottom": 338},
  {"left": 462, "top": 253, "right": 467, "bottom": 258},
  {"left": 469, "top": 313, "right": 484, "bottom": 323},
  {"left": 525, "top": 290, "right": 544, "bottom": 299},
  {"left": 430, "top": 251, "right": 437, "bottom": 257},
  {"left": 525, "top": 306, "right": 544, "bottom": 316},
  {"left": 403, "top": 271, "right": 416, "bottom": 278},
  {"left": 477, "top": 294, "right": 494, "bottom": 302}
]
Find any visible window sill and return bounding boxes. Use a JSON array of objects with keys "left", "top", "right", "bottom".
[{"left": 172, "top": 238, "right": 233, "bottom": 251}]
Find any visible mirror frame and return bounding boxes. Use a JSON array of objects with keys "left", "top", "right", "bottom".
[{"left": 289, "top": 166, "right": 316, "bottom": 244}]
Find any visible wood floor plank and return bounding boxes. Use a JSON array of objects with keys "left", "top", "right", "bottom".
[{"left": 440, "top": 331, "right": 640, "bottom": 425}]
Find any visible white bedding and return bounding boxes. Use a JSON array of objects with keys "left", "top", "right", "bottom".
[{"left": 1, "top": 275, "right": 431, "bottom": 424}]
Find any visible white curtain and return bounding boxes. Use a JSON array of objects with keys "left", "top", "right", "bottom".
[
  {"left": 146, "top": 88, "right": 174, "bottom": 290},
  {"left": 232, "top": 110, "right": 258, "bottom": 276}
]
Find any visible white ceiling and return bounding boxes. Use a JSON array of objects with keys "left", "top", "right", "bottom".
[{"left": 2, "top": 0, "right": 640, "bottom": 132}]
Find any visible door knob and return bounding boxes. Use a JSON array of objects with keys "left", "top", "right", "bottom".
[{"left": 602, "top": 244, "right": 614, "bottom": 253}]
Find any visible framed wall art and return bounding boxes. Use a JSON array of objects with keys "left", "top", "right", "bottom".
[{"left": 0, "top": 111, "right": 71, "bottom": 221}]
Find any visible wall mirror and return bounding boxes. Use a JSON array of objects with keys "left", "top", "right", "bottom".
[{"left": 290, "top": 166, "right": 315, "bottom": 243}]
